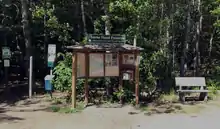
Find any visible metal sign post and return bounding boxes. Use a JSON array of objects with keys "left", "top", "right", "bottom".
[
  {"left": 2, "top": 47, "right": 11, "bottom": 90},
  {"left": 29, "top": 56, "right": 33, "bottom": 98},
  {"left": 46, "top": 44, "right": 56, "bottom": 97}
]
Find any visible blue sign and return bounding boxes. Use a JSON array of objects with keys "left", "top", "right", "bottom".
[{"left": 48, "top": 61, "right": 54, "bottom": 68}]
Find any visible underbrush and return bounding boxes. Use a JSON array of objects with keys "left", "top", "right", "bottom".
[
  {"left": 206, "top": 79, "right": 220, "bottom": 100},
  {"left": 49, "top": 102, "right": 84, "bottom": 113},
  {"left": 138, "top": 86, "right": 220, "bottom": 115},
  {"left": 48, "top": 96, "right": 85, "bottom": 113}
]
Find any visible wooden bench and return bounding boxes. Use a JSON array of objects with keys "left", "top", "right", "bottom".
[{"left": 175, "top": 77, "right": 209, "bottom": 102}]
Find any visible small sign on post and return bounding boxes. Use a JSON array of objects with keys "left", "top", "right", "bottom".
[
  {"left": 2, "top": 47, "right": 11, "bottom": 59},
  {"left": 3, "top": 60, "right": 10, "bottom": 67},
  {"left": 47, "top": 44, "right": 56, "bottom": 68},
  {"left": 136, "top": 56, "right": 141, "bottom": 66},
  {"left": 122, "top": 70, "right": 133, "bottom": 81}
]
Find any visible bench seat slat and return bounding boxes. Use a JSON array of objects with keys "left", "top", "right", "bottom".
[
  {"left": 175, "top": 77, "right": 206, "bottom": 87},
  {"left": 177, "top": 90, "right": 209, "bottom": 93}
]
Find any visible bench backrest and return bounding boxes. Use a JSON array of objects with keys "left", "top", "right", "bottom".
[{"left": 175, "top": 77, "right": 206, "bottom": 87}]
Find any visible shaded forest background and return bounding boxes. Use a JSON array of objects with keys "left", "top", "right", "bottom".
[{"left": 1, "top": 0, "right": 220, "bottom": 103}]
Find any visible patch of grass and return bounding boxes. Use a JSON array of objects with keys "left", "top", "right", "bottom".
[
  {"left": 207, "top": 96, "right": 220, "bottom": 107},
  {"left": 51, "top": 97, "right": 65, "bottom": 105},
  {"left": 49, "top": 102, "right": 85, "bottom": 114},
  {"left": 137, "top": 90, "right": 220, "bottom": 116},
  {"left": 156, "top": 90, "right": 179, "bottom": 104},
  {"left": 208, "top": 90, "right": 220, "bottom": 100},
  {"left": 140, "top": 103, "right": 206, "bottom": 116},
  {"left": 138, "top": 105, "right": 150, "bottom": 112}
]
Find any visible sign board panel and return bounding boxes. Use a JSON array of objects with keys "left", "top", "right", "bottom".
[
  {"left": 47, "top": 44, "right": 56, "bottom": 67},
  {"left": 87, "top": 34, "right": 126, "bottom": 45},
  {"left": 77, "top": 53, "right": 86, "bottom": 78},
  {"left": 4, "top": 60, "right": 10, "bottom": 67},
  {"left": 105, "top": 53, "right": 119, "bottom": 76},
  {"left": 2, "top": 47, "right": 11, "bottom": 59},
  {"left": 89, "top": 53, "right": 104, "bottom": 77},
  {"left": 122, "top": 54, "right": 135, "bottom": 65}
]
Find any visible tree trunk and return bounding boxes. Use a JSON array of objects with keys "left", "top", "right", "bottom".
[
  {"left": 133, "top": 15, "right": 140, "bottom": 47},
  {"left": 103, "top": 0, "right": 111, "bottom": 97},
  {"left": 195, "top": 0, "right": 202, "bottom": 76},
  {"left": 209, "top": 16, "right": 218, "bottom": 57},
  {"left": 159, "top": 3, "right": 164, "bottom": 52},
  {"left": 21, "top": 0, "right": 33, "bottom": 83},
  {"left": 104, "top": 1, "right": 110, "bottom": 35},
  {"left": 171, "top": 3, "right": 175, "bottom": 73},
  {"left": 180, "top": 2, "right": 191, "bottom": 77},
  {"left": 43, "top": 0, "right": 48, "bottom": 78},
  {"left": 80, "top": 0, "right": 87, "bottom": 36}
]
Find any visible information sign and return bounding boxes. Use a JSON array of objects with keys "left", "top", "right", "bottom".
[
  {"left": 47, "top": 44, "right": 56, "bottom": 67},
  {"left": 87, "top": 34, "right": 126, "bottom": 45},
  {"left": 2, "top": 47, "right": 11, "bottom": 59}
]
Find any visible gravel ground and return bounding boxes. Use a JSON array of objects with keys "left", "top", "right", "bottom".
[{"left": 1, "top": 97, "right": 220, "bottom": 129}]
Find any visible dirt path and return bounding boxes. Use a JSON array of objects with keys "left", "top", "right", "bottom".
[{"left": 1, "top": 96, "right": 220, "bottom": 129}]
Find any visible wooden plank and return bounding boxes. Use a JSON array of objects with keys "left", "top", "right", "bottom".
[
  {"left": 72, "top": 52, "right": 77, "bottom": 108},
  {"left": 84, "top": 52, "right": 89, "bottom": 105},
  {"left": 175, "top": 77, "right": 206, "bottom": 86},
  {"left": 177, "top": 90, "right": 209, "bottom": 92},
  {"left": 119, "top": 52, "right": 123, "bottom": 89}
]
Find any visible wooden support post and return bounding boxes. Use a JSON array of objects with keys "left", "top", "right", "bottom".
[
  {"left": 72, "top": 52, "right": 77, "bottom": 108},
  {"left": 118, "top": 53, "right": 123, "bottom": 104},
  {"left": 135, "top": 52, "right": 140, "bottom": 106},
  {"left": 119, "top": 53, "right": 123, "bottom": 89},
  {"left": 84, "top": 52, "right": 89, "bottom": 105}
]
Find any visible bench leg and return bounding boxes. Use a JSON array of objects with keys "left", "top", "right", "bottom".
[
  {"left": 204, "top": 95, "right": 208, "bottom": 102},
  {"left": 179, "top": 92, "right": 185, "bottom": 102},
  {"left": 199, "top": 92, "right": 208, "bottom": 101}
]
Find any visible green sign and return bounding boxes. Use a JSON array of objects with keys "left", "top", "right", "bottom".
[
  {"left": 2, "top": 47, "right": 11, "bottom": 59},
  {"left": 87, "top": 34, "right": 126, "bottom": 45}
]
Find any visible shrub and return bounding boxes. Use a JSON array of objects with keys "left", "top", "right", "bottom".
[
  {"left": 52, "top": 53, "right": 84, "bottom": 96},
  {"left": 52, "top": 53, "right": 72, "bottom": 92},
  {"left": 157, "top": 90, "right": 178, "bottom": 103},
  {"left": 206, "top": 79, "right": 220, "bottom": 100}
]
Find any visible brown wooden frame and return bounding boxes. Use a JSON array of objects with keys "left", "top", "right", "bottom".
[{"left": 69, "top": 45, "right": 142, "bottom": 108}]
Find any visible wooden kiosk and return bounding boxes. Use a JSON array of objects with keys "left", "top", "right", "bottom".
[{"left": 67, "top": 34, "right": 143, "bottom": 108}]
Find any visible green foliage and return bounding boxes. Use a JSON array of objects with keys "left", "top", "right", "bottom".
[
  {"left": 3, "top": 0, "right": 220, "bottom": 105},
  {"left": 206, "top": 66, "right": 220, "bottom": 100},
  {"left": 157, "top": 90, "right": 178, "bottom": 103},
  {"left": 32, "top": 4, "right": 73, "bottom": 45},
  {"left": 49, "top": 103, "right": 84, "bottom": 114},
  {"left": 139, "top": 50, "right": 169, "bottom": 93},
  {"left": 52, "top": 53, "right": 72, "bottom": 92},
  {"left": 113, "top": 85, "right": 134, "bottom": 103},
  {"left": 207, "top": 79, "right": 220, "bottom": 100},
  {"left": 52, "top": 53, "right": 84, "bottom": 98}
]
